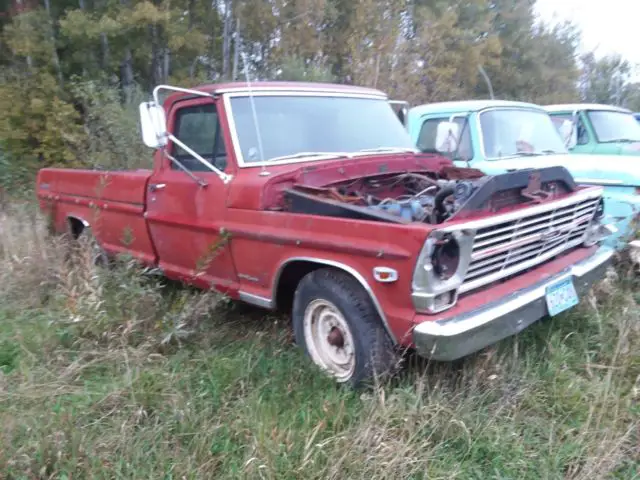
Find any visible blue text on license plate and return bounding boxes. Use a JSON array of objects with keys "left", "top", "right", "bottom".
[{"left": 545, "top": 278, "right": 579, "bottom": 316}]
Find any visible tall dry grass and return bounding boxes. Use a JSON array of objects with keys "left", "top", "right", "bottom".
[
  {"left": 0, "top": 203, "right": 221, "bottom": 348},
  {"left": 0, "top": 203, "right": 638, "bottom": 479}
]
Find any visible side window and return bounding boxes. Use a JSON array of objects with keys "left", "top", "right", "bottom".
[
  {"left": 551, "top": 114, "right": 588, "bottom": 146},
  {"left": 416, "top": 118, "right": 442, "bottom": 152},
  {"left": 172, "top": 103, "right": 227, "bottom": 172},
  {"left": 550, "top": 114, "right": 571, "bottom": 132},
  {"left": 417, "top": 117, "right": 471, "bottom": 160}
]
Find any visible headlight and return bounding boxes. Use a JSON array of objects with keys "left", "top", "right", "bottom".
[
  {"left": 412, "top": 228, "right": 475, "bottom": 314},
  {"left": 594, "top": 197, "right": 605, "bottom": 220},
  {"left": 431, "top": 233, "right": 461, "bottom": 281},
  {"left": 583, "top": 197, "right": 616, "bottom": 246}
]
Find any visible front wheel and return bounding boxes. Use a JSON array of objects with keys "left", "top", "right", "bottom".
[{"left": 292, "top": 268, "right": 398, "bottom": 387}]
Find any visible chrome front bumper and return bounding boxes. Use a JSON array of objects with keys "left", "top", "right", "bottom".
[{"left": 412, "top": 246, "right": 614, "bottom": 361}]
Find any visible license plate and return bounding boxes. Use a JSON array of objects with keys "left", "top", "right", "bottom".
[{"left": 545, "top": 278, "right": 579, "bottom": 316}]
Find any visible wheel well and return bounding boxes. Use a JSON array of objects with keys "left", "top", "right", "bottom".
[
  {"left": 275, "top": 261, "right": 324, "bottom": 312},
  {"left": 274, "top": 259, "right": 397, "bottom": 345},
  {"left": 67, "top": 217, "right": 86, "bottom": 239}
]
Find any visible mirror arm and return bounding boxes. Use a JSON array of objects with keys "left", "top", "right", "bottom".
[
  {"left": 153, "top": 84, "right": 215, "bottom": 106},
  {"left": 162, "top": 149, "right": 208, "bottom": 187},
  {"left": 166, "top": 133, "right": 232, "bottom": 184}
]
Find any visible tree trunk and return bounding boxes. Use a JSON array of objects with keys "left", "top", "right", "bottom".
[
  {"left": 150, "top": 23, "right": 160, "bottom": 85},
  {"left": 163, "top": 47, "right": 170, "bottom": 83},
  {"left": 373, "top": 52, "right": 381, "bottom": 88},
  {"left": 101, "top": 33, "right": 110, "bottom": 72},
  {"left": 121, "top": 48, "right": 134, "bottom": 103},
  {"left": 222, "top": 0, "right": 232, "bottom": 80},
  {"left": 43, "top": 0, "right": 64, "bottom": 85},
  {"left": 120, "top": 0, "right": 134, "bottom": 101},
  {"left": 188, "top": 0, "right": 196, "bottom": 30},
  {"left": 232, "top": 17, "right": 240, "bottom": 80}
]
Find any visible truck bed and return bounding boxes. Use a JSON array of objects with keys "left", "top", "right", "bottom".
[{"left": 36, "top": 168, "right": 157, "bottom": 264}]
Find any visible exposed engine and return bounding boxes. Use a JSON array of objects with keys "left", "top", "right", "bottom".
[
  {"left": 283, "top": 167, "right": 575, "bottom": 225},
  {"left": 328, "top": 173, "right": 478, "bottom": 223}
]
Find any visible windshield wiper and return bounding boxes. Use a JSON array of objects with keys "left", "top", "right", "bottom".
[
  {"left": 517, "top": 151, "right": 545, "bottom": 156},
  {"left": 358, "top": 147, "right": 418, "bottom": 154},
  {"left": 601, "top": 138, "right": 640, "bottom": 144},
  {"left": 266, "top": 151, "right": 351, "bottom": 162},
  {"left": 517, "top": 150, "right": 560, "bottom": 156}
]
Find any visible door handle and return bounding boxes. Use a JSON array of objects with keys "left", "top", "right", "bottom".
[{"left": 149, "top": 183, "right": 166, "bottom": 192}]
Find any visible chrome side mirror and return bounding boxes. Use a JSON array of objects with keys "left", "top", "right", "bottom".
[{"left": 139, "top": 102, "right": 168, "bottom": 149}]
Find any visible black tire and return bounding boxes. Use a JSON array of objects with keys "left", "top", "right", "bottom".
[
  {"left": 292, "top": 267, "right": 399, "bottom": 388},
  {"left": 75, "top": 227, "right": 109, "bottom": 267}
]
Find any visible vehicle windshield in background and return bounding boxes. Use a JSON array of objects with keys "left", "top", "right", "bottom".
[
  {"left": 587, "top": 110, "right": 640, "bottom": 143},
  {"left": 479, "top": 108, "right": 568, "bottom": 159},
  {"left": 229, "top": 95, "right": 416, "bottom": 163}
]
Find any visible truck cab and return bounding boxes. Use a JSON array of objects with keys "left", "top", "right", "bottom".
[
  {"left": 37, "top": 84, "right": 615, "bottom": 387},
  {"left": 407, "top": 100, "right": 640, "bottom": 250},
  {"left": 544, "top": 103, "right": 640, "bottom": 157}
]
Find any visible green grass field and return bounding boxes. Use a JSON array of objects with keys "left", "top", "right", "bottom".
[{"left": 1, "top": 202, "right": 638, "bottom": 479}]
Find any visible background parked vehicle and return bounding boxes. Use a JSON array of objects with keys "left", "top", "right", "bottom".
[
  {"left": 406, "top": 100, "right": 640, "bottom": 251},
  {"left": 37, "top": 82, "right": 614, "bottom": 387},
  {"left": 545, "top": 104, "right": 640, "bottom": 156}
]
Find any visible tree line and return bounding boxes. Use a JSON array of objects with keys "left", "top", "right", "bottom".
[{"left": 0, "top": 0, "right": 639, "bottom": 173}]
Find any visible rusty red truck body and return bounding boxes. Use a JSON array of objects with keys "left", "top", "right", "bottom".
[{"left": 37, "top": 82, "right": 615, "bottom": 386}]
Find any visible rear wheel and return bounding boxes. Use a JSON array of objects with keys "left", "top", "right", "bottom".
[
  {"left": 292, "top": 268, "right": 398, "bottom": 387},
  {"left": 72, "top": 226, "right": 109, "bottom": 267}
]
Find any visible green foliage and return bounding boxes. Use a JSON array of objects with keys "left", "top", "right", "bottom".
[
  {"left": 580, "top": 53, "right": 640, "bottom": 109},
  {"left": 0, "top": 0, "right": 635, "bottom": 181},
  {"left": 0, "top": 339, "right": 19, "bottom": 373},
  {"left": 0, "top": 70, "right": 85, "bottom": 167},
  {"left": 68, "top": 78, "right": 152, "bottom": 170},
  {"left": 0, "top": 150, "right": 40, "bottom": 196},
  {"left": 276, "top": 56, "right": 336, "bottom": 82}
]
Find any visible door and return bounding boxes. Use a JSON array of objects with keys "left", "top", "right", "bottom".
[{"left": 144, "top": 97, "right": 238, "bottom": 294}]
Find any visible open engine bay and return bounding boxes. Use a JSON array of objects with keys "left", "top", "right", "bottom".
[{"left": 283, "top": 166, "right": 577, "bottom": 224}]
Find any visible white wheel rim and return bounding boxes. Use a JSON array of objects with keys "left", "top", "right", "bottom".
[{"left": 303, "top": 299, "right": 356, "bottom": 382}]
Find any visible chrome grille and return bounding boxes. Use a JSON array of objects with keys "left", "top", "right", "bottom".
[{"left": 459, "top": 196, "right": 600, "bottom": 294}]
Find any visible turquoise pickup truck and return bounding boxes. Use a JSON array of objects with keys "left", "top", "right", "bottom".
[
  {"left": 406, "top": 100, "right": 640, "bottom": 250},
  {"left": 544, "top": 104, "right": 640, "bottom": 156}
]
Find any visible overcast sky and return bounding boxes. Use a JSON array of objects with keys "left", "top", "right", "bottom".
[{"left": 535, "top": 0, "right": 640, "bottom": 76}]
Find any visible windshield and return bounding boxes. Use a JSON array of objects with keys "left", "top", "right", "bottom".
[
  {"left": 479, "top": 108, "right": 568, "bottom": 159},
  {"left": 228, "top": 95, "right": 416, "bottom": 164},
  {"left": 587, "top": 110, "right": 640, "bottom": 143}
]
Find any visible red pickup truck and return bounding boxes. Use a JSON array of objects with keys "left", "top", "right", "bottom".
[{"left": 37, "top": 81, "right": 615, "bottom": 386}]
